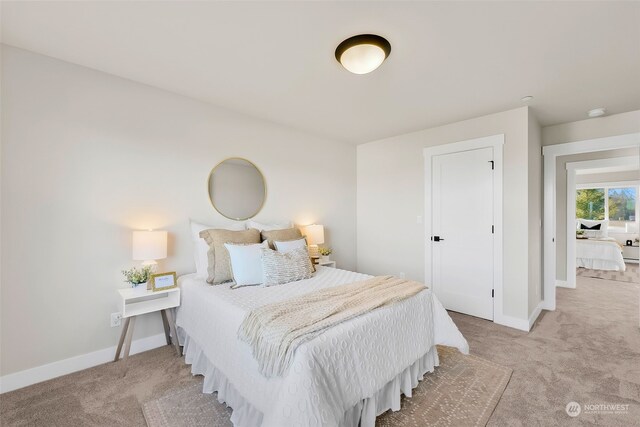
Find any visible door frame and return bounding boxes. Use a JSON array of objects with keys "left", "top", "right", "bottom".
[
  {"left": 564, "top": 156, "right": 640, "bottom": 288},
  {"left": 542, "top": 132, "right": 640, "bottom": 311},
  {"left": 424, "top": 134, "right": 504, "bottom": 323}
]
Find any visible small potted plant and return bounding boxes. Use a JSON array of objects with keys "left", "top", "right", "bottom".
[
  {"left": 576, "top": 230, "right": 585, "bottom": 239},
  {"left": 318, "top": 247, "right": 332, "bottom": 262},
  {"left": 122, "top": 265, "right": 154, "bottom": 288}
]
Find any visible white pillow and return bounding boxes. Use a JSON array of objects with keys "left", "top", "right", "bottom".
[
  {"left": 576, "top": 219, "right": 608, "bottom": 238},
  {"left": 274, "top": 237, "right": 307, "bottom": 253},
  {"left": 247, "top": 220, "right": 292, "bottom": 232},
  {"left": 190, "top": 220, "right": 245, "bottom": 278},
  {"left": 225, "top": 241, "right": 269, "bottom": 288}
]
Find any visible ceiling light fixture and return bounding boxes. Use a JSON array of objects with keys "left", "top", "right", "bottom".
[
  {"left": 587, "top": 107, "right": 606, "bottom": 118},
  {"left": 521, "top": 96, "right": 534, "bottom": 103},
  {"left": 335, "top": 34, "right": 391, "bottom": 75}
]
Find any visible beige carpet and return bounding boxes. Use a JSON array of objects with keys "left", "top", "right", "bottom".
[
  {"left": 143, "top": 382, "right": 231, "bottom": 427},
  {"left": 455, "top": 276, "right": 640, "bottom": 426},
  {"left": 577, "top": 263, "right": 639, "bottom": 283},
  {"left": 377, "top": 346, "right": 511, "bottom": 426},
  {"left": 1, "top": 276, "right": 638, "bottom": 426},
  {"left": 141, "top": 346, "right": 511, "bottom": 427}
]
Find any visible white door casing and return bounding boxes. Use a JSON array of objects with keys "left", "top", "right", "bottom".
[
  {"left": 424, "top": 134, "right": 504, "bottom": 324},
  {"left": 432, "top": 147, "right": 494, "bottom": 320}
]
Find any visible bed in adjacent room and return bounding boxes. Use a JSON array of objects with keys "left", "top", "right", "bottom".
[
  {"left": 175, "top": 266, "right": 468, "bottom": 427},
  {"left": 576, "top": 237, "right": 626, "bottom": 271},
  {"left": 575, "top": 219, "right": 625, "bottom": 271}
]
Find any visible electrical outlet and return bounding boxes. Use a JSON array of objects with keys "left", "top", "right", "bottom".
[
  {"left": 110, "top": 312, "right": 122, "bottom": 327},
  {"left": 399, "top": 272, "right": 406, "bottom": 279}
]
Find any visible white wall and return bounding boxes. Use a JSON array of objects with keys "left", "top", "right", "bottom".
[
  {"left": 357, "top": 106, "right": 538, "bottom": 322},
  {"left": 0, "top": 46, "right": 356, "bottom": 377},
  {"left": 527, "top": 110, "right": 542, "bottom": 315}
]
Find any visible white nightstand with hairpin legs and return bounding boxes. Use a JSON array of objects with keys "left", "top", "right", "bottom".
[
  {"left": 317, "top": 260, "right": 336, "bottom": 268},
  {"left": 114, "top": 287, "right": 181, "bottom": 369}
]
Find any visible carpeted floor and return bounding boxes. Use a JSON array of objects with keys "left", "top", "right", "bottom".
[
  {"left": 1, "top": 276, "right": 639, "bottom": 426},
  {"left": 454, "top": 276, "right": 640, "bottom": 426},
  {"left": 141, "top": 346, "right": 512, "bottom": 427},
  {"left": 577, "top": 263, "right": 639, "bottom": 283}
]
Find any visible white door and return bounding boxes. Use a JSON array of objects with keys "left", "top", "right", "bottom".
[{"left": 431, "top": 147, "right": 494, "bottom": 320}]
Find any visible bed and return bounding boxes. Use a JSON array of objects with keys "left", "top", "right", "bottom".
[
  {"left": 576, "top": 237, "right": 625, "bottom": 271},
  {"left": 175, "top": 266, "right": 468, "bottom": 427}
]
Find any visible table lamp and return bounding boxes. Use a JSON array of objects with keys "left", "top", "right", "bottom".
[
  {"left": 133, "top": 230, "right": 167, "bottom": 267},
  {"left": 302, "top": 224, "right": 324, "bottom": 258}
]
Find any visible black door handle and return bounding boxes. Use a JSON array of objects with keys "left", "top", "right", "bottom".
[{"left": 431, "top": 236, "right": 445, "bottom": 242}]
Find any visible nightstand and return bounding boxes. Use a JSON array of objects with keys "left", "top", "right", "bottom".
[
  {"left": 622, "top": 245, "right": 639, "bottom": 263},
  {"left": 318, "top": 260, "right": 336, "bottom": 268},
  {"left": 114, "top": 286, "right": 181, "bottom": 365}
]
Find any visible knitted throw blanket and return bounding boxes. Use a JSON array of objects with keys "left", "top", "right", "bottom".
[{"left": 237, "top": 276, "right": 427, "bottom": 377}]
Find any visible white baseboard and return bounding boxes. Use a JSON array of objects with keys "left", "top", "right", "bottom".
[
  {"left": 556, "top": 280, "right": 575, "bottom": 289},
  {"left": 528, "top": 302, "right": 543, "bottom": 329},
  {"left": 494, "top": 314, "right": 530, "bottom": 332},
  {"left": 541, "top": 299, "right": 555, "bottom": 311},
  {"left": 0, "top": 333, "right": 167, "bottom": 394}
]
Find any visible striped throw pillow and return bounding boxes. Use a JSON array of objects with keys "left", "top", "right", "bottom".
[{"left": 261, "top": 247, "right": 313, "bottom": 286}]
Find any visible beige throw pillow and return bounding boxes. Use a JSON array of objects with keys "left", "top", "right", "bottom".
[
  {"left": 273, "top": 236, "right": 316, "bottom": 272},
  {"left": 199, "top": 228, "right": 261, "bottom": 284},
  {"left": 261, "top": 247, "right": 313, "bottom": 286},
  {"left": 261, "top": 228, "right": 303, "bottom": 249}
]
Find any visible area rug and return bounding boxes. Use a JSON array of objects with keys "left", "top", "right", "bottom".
[
  {"left": 576, "top": 264, "right": 639, "bottom": 283},
  {"left": 142, "top": 346, "right": 512, "bottom": 427}
]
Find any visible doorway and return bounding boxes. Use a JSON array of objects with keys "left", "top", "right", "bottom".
[
  {"left": 564, "top": 155, "right": 640, "bottom": 288},
  {"left": 542, "top": 132, "right": 640, "bottom": 310}
]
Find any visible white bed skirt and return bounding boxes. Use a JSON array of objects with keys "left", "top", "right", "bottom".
[
  {"left": 179, "top": 328, "right": 440, "bottom": 427},
  {"left": 576, "top": 257, "right": 625, "bottom": 271}
]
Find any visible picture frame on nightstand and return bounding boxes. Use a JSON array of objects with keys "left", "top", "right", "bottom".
[{"left": 150, "top": 272, "right": 177, "bottom": 292}]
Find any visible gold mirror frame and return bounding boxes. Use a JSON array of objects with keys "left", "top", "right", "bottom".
[{"left": 207, "top": 157, "right": 267, "bottom": 221}]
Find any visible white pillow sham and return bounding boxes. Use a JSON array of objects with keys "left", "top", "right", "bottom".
[
  {"left": 190, "top": 220, "right": 245, "bottom": 278},
  {"left": 247, "top": 220, "right": 292, "bottom": 232},
  {"left": 225, "top": 241, "right": 269, "bottom": 288},
  {"left": 274, "top": 237, "right": 307, "bottom": 253}
]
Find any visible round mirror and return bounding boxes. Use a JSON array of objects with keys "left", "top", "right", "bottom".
[{"left": 208, "top": 158, "right": 266, "bottom": 220}]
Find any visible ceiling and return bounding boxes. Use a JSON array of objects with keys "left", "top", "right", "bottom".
[{"left": 2, "top": 1, "right": 639, "bottom": 144}]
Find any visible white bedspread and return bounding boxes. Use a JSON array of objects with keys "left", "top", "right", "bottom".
[
  {"left": 175, "top": 267, "right": 468, "bottom": 427},
  {"left": 576, "top": 238, "right": 625, "bottom": 271}
]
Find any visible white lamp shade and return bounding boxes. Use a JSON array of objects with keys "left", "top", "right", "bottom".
[
  {"left": 132, "top": 230, "right": 167, "bottom": 261},
  {"left": 302, "top": 224, "right": 325, "bottom": 246}
]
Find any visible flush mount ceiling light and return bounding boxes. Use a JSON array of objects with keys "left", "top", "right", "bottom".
[
  {"left": 335, "top": 34, "right": 391, "bottom": 74},
  {"left": 521, "top": 96, "right": 534, "bottom": 103},
  {"left": 587, "top": 107, "right": 606, "bottom": 118}
]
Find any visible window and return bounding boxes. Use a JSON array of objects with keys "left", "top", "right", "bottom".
[
  {"left": 608, "top": 187, "right": 636, "bottom": 222},
  {"left": 576, "top": 188, "right": 605, "bottom": 220},
  {"left": 576, "top": 185, "right": 639, "bottom": 233}
]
